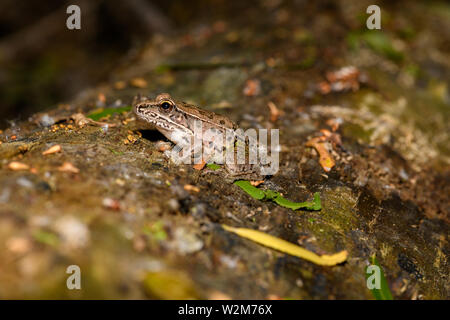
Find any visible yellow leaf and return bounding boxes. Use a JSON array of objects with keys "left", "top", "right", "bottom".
[{"left": 222, "top": 225, "right": 347, "bottom": 266}]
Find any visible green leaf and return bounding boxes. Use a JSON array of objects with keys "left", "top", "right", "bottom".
[
  {"left": 206, "top": 163, "right": 221, "bottom": 171},
  {"left": 109, "top": 148, "right": 124, "bottom": 155},
  {"left": 361, "top": 31, "right": 404, "bottom": 62},
  {"left": 233, "top": 180, "right": 265, "bottom": 200},
  {"left": 143, "top": 221, "right": 167, "bottom": 241},
  {"left": 233, "top": 181, "right": 321, "bottom": 211},
  {"left": 365, "top": 255, "right": 394, "bottom": 300},
  {"left": 312, "top": 192, "right": 322, "bottom": 210},
  {"left": 87, "top": 106, "right": 131, "bottom": 121},
  {"left": 33, "top": 230, "right": 59, "bottom": 247},
  {"left": 273, "top": 192, "right": 321, "bottom": 210}
]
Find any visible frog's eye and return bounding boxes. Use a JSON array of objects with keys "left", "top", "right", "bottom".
[{"left": 160, "top": 101, "right": 173, "bottom": 112}]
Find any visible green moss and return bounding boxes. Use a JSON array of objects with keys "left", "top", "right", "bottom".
[
  {"left": 87, "top": 106, "right": 131, "bottom": 121},
  {"left": 341, "top": 122, "right": 374, "bottom": 144},
  {"left": 143, "top": 270, "right": 200, "bottom": 299},
  {"left": 347, "top": 31, "right": 404, "bottom": 63},
  {"left": 33, "top": 230, "right": 59, "bottom": 247},
  {"left": 317, "top": 187, "right": 358, "bottom": 234}
]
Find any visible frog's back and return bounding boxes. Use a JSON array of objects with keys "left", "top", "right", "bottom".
[{"left": 176, "top": 101, "right": 236, "bottom": 130}]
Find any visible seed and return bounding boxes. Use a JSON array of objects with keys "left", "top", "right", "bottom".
[
  {"left": 42, "top": 145, "right": 62, "bottom": 155},
  {"left": 57, "top": 162, "right": 79, "bottom": 173},
  {"left": 8, "top": 161, "right": 30, "bottom": 171},
  {"left": 184, "top": 184, "right": 200, "bottom": 192}
]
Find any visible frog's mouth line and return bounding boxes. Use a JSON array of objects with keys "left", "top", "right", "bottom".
[
  {"left": 136, "top": 110, "right": 190, "bottom": 134},
  {"left": 140, "top": 115, "right": 171, "bottom": 130}
]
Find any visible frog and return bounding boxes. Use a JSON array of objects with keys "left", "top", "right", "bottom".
[{"left": 133, "top": 93, "right": 273, "bottom": 181}]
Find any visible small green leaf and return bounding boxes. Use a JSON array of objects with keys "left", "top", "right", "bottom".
[
  {"left": 33, "top": 230, "right": 59, "bottom": 247},
  {"left": 206, "top": 163, "right": 221, "bottom": 171},
  {"left": 233, "top": 180, "right": 266, "bottom": 200},
  {"left": 87, "top": 106, "right": 131, "bottom": 121},
  {"left": 233, "top": 181, "right": 321, "bottom": 211},
  {"left": 312, "top": 192, "right": 322, "bottom": 210},
  {"left": 143, "top": 221, "right": 167, "bottom": 241},
  {"left": 109, "top": 148, "right": 124, "bottom": 155},
  {"left": 273, "top": 192, "right": 321, "bottom": 210},
  {"left": 365, "top": 255, "right": 394, "bottom": 300}
]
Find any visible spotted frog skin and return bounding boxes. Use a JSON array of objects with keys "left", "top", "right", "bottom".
[{"left": 133, "top": 93, "right": 267, "bottom": 181}]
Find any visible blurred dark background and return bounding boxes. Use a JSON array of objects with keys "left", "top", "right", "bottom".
[
  {"left": 0, "top": 0, "right": 242, "bottom": 128},
  {"left": 0, "top": 0, "right": 448, "bottom": 129}
]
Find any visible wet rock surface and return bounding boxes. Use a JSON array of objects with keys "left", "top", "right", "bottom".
[{"left": 0, "top": 1, "right": 449, "bottom": 299}]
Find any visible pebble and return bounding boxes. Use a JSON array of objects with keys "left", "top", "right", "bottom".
[
  {"left": 219, "top": 254, "right": 238, "bottom": 269},
  {"left": 172, "top": 228, "right": 203, "bottom": 254},
  {"left": 38, "top": 114, "right": 55, "bottom": 127},
  {"left": 57, "top": 162, "right": 80, "bottom": 173},
  {"left": 18, "top": 252, "right": 51, "bottom": 277},
  {"left": 29, "top": 215, "right": 51, "bottom": 228},
  {"left": 115, "top": 178, "right": 126, "bottom": 186},
  {"left": 16, "top": 177, "right": 34, "bottom": 188},
  {"left": 6, "top": 236, "right": 32, "bottom": 254},
  {"left": 133, "top": 236, "right": 147, "bottom": 252},
  {"left": 190, "top": 203, "right": 207, "bottom": 219},
  {"left": 102, "top": 198, "right": 121, "bottom": 210},
  {"left": 166, "top": 198, "right": 180, "bottom": 212},
  {"left": 0, "top": 188, "right": 11, "bottom": 203},
  {"left": 53, "top": 216, "right": 90, "bottom": 250},
  {"left": 130, "top": 77, "right": 148, "bottom": 88}
]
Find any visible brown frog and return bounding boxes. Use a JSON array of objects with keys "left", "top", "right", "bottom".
[{"left": 133, "top": 93, "right": 273, "bottom": 181}]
